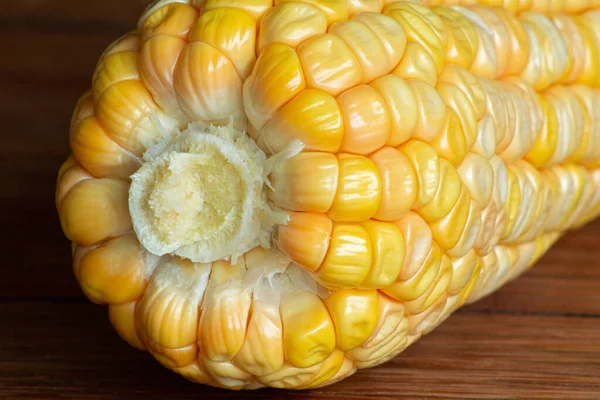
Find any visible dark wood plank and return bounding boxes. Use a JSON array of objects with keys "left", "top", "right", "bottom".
[
  {"left": 1, "top": 302, "right": 599, "bottom": 399},
  {"left": 0, "top": 0, "right": 149, "bottom": 25}
]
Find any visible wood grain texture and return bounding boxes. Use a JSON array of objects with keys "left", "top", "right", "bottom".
[{"left": 1, "top": 1, "right": 599, "bottom": 399}]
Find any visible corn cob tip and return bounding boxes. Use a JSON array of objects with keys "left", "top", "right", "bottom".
[{"left": 129, "top": 120, "right": 301, "bottom": 263}]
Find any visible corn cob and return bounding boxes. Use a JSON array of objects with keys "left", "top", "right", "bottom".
[{"left": 56, "top": 0, "right": 600, "bottom": 390}]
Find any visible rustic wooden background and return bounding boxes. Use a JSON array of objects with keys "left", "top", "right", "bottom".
[{"left": 2, "top": 1, "right": 600, "bottom": 399}]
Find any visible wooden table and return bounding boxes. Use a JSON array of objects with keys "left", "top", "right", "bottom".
[{"left": 2, "top": 1, "right": 600, "bottom": 398}]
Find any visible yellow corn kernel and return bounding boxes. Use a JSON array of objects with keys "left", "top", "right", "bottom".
[
  {"left": 315, "top": 222, "right": 372, "bottom": 289},
  {"left": 519, "top": 164, "right": 552, "bottom": 241},
  {"left": 328, "top": 154, "right": 382, "bottom": 222},
  {"left": 407, "top": 293, "right": 447, "bottom": 336},
  {"left": 430, "top": 108, "right": 467, "bottom": 167},
  {"left": 575, "top": 170, "right": 600, "bottom": 227},
  {"left": 567, "top": 90, "right": 593, "bottom": 165},
  {"left": 504, "top": 163, "right": 535, "bottom": 242},
  {"left": 260, "top": 89, "right": 343, "bottom": 154},
  {"left": 552, "top": 15, "right": 584, "bottom": 84},
  {"left": 244, "top": 44, "right": 306, "bottom": 130},
  {"left": 70, "top": 116, "right": 140, "bottom": 180},
  {"left": 136, "top": 259, "right": 211, "bottom": 367},
  {"left": 470, "top": 6, "right": 511, "bottom": 78},
  {"left": 142, "top": 338, "right": 197, "bottom": 371},
  {"left": 432, "top": 6, "right": 478, "bottom": 70},
  {"left": 330, "top": 19, "right": 394, "bottom": 83},
  {"left": 458, "top": 152, "right": 494, "bottom": 209},
  {"left": 280, "top": 291, "right": 336, "bottom": 368},
  {"left": 347, "top": 0, "right": 383, "bottom": 14},
  {"left": 337, "top": 85, "right": 391, "bottom": 154},
  {"left": 96, "top": 80, "right": 166, "bottom": 155},
  {"left": 109, "top": 301, "right": 146, "bottom": 350},
  {"left": 140, "top": 35, "right": 188, "bottom": 123},
  {"left": 202, "top": 0, "right": 272, "bottom": 20},
  {"left": 76, "top": 233, "right": 147, "bottom": 304},
  {"left": 298, "top": 350, "right": 345, "bottom": 389},
  {"left": 361, "top": 220, "right": 405, "bottom": 288},
  {"left": 546, "top": 87, "right": 585, "bottom": 166},
  {"left": 384, "top": 2, "right": 447, "bottom": 75},
  {"left": 275, "top": 212, "right": 332, "bottom": 272},
  {"left": 497, "top": 89, "right": 534, "bottom": 163},
  {"left": 473, "top": 198, "right": 502, "bottom": 255},
  {"left": 505, "top": 80, "right": 543, "bottom": 151},
  {"left": 370, "top": 147, "right": 417, "bottom": 221},
  {"left": 198, "top": 260, "right": 251, "bottom": 362},
  {"left": 200, "top": 357, "right": 254, "bottom": 388},
  {"left": 258, "top": 3, "right": 327, "bottom": 53},
  {"left": 408, "top": 80, "right": 447, "bottom": 143},
  {"left": 436, "top": 82, "right": 477, "bottom": 150},
  {"left": 447, "top": 249, "right": 478, "bottom": 296},
  {"left": 275, "top": 0, "right": 349, "bottom": 24},
  {"left": 190, "top": 8, "right": 256, "bottom": 79},
  {"left": 316, "top": 358, "right": 357, "bottom": 389},
  {"left": 56, "top": 161, "right": 93, "bottom": 207},
  {"left": 394, "top": 212, "right": 433, "bottom": 281},
  {"left": 370, "top": 75, "right": 417, "bottom": 148},
  {"left": 139, "top": 3, "right": 198, "bottom": 41},
  {"left": 269, "top": 152, "right": 338, "bottom": 213},
  {"left": 493, "top": 7, "right": 530, "bottom": 77},
  {"left": 520, "top": 12, "right": 568, "bottom": 91},
  {"left": 297, "top": 34, "right": 362, "bottom": 97},
  {"left": 478, "top": 78, "right": 507, "bottom": 149},
  {"left": 324, "top": 289, "right": 378, "bottom": 351},
  {"left": 447, "top": 199, "right": 482, "bottom": 258},
  {"left": 493, "top": 87, "right": 515, "bottom": 156},
  {"left": 392, "top": 42, "right": 438, "bottom": 87},
  {"left": 573, "top": 17, "right": 600, "bottom": 87},
  {"left": 59, "top": 178, "right": 131, "bottom": 246},
  {"left": 430, "top": 186, "right": 471, "bottom": 251},
  {"left": 352, "top": 12, "right": 407, "bottom": 70},
  {"left": 99, "top": 32, "right": 140, "bottom": 60},
  {"left": 537, "top": 91, "right": 569, "bottom": 166},
  {"left": 258, "top": 361, "right": 322, "bottom": 389},
  {"left": 454, "top": 256, "right": 481, "bottom": 308},
  {"left": 456, "top": 7, "right": 498, "bottom": 80},
  {"left": 383, "top": 243, "right": 442, "bottom": 302},
  {"left": 573, "top": 86, "right": 600, "bottom": 167},
  {"left": 438, "top": 65, "right": 486, "bottom": 121},
  {"left": 174, "top": 360, "right": 214, "bottom": 386},
  {"left": 470, "top": 115, "right": 496, "bottom": 161},
  {"left": 233, "top": 298, "right": 284, "bottom": 376},
  {"left": 536, "top": 169, "right": 558, "bottom": 231},
  {"left": 398, "top": 140, "right": 440, "bottom": 209},
  {"left": 403, "top": 253, "right": 452, "bottom": 315},
  {"left": 93, "top": 51, "right": 140, "bottom": 101},
  {"left": 418, "top": 158, "right": 463, "bottom": 224},
  {"left": 70, "top": 90, "right": 95, "bottom": 130},
  {"left": 501, "top": 168, "right": 521, "bottom": 242},
  {"left": 346, "top": 294, "right": 408, "bottom": 369},
  {"left": 555, "top": 166, "right": 588, "bottom": 230},
  {"left": 176, "top": 42, "right": 244, "bottom": 125},
  {"left": 567, "top": 168, "right": 595, "bottom": 228}
]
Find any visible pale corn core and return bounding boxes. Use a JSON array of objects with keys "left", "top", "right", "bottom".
[{"left": 129, "top": 121, "right": 300, "bottom": 263}]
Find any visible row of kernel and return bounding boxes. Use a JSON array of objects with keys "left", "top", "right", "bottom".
[
  {"left": 500, "top": 162, "right": 600, "bottom": 245},
  {"left": 422, "top": 0, "right": 600, "bottom": 16},
  {"left": 453, "top": 7, "right": 600, "bottom": 90},
  {"left": 71, "top": 232, "right": 428, "bottom": 388},
  {"left": 526, "top": 85, "right": 600, "bottom": 169}
]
